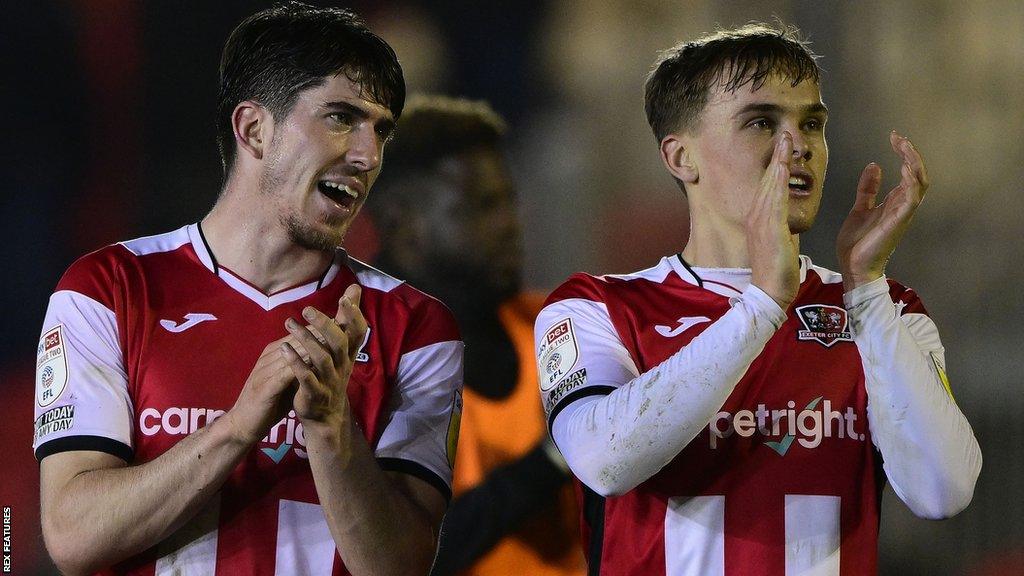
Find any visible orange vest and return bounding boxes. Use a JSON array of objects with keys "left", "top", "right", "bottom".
[{"left": 452, "top": 293, "right": 586, "bottom": 576}]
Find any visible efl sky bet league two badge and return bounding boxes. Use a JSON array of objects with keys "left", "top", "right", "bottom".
[
  {"left": 36, "top": 325, "right": 69, "bottom": 407},
  {"left": 539, "top": 318, "right": 580, "bottom": 391}
]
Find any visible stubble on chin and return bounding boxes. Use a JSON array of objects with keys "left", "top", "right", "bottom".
[
  {"left": 263, "top": 168, "right": 349, "bottom": 253},
  {"left": 282, "top": 213, "right": 345, "bottom": 253},
  {"left": 788, "top": 217, "right": 813, "bottom": 235},
  {"left": 787, "top": 197, "right": 822, "bottom": 235}
]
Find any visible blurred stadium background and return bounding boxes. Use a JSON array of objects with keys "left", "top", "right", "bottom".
[{"left": 1, "top": 1, "right": 1022, "bottom": 573}]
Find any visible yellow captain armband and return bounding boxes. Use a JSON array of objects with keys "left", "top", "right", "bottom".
[
  {"left": 930, "top": 352, "right": 957, "bottom": 405},
  {"left": 445, "top": 389, "right": 463, "bottom": 469}
]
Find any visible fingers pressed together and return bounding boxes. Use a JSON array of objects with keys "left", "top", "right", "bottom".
[
  {"left": 889, "top": 130, "right": 929, "bottom": 194},
  {"left": 278, "top": 283, "right": 367, "bottom": 381}
]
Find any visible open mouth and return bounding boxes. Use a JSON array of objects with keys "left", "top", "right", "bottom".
[
  {"left": 317, "top": 180, "right": 359, "bottom": 209},
  {"left": 788, "top": 174, "right": 812, "bottom": 194}
]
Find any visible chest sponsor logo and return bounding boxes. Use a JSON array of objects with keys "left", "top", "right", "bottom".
[
  {"left": 139, "top": 406, "right": 309, "bottom": 463},
  {"left": 257, "top": 411, "right": 308, "bottom": 463},
  {"left": 36, "top": 325, "right": 69, "bottom": 407},
  {"left": 709, "top": 396, "right": 866, "bottom": 455},
  {"left": 34, "top": 405, "right": 75, "bottom": 442},
  {"left": 655, "top": 316, "right": 711, "bottom": 338},
  {"left": 538, "top": 318, "right": 580, "bottom": 391},
  {"left": 795, "top": 305, "right": 853, "bottom": 347},
  {"left": 160, "top": 313, "right": 218, "bottom": 333}
]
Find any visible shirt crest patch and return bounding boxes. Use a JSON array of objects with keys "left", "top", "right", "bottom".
[{"left": 795, "top": 304, "right": 853, "bottom": 348}]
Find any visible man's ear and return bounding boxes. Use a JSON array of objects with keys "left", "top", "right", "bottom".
[
  {"left": 231, "top": 101, "right": 271, "bottom": 162},
  {"left": 660, "top": 133, "right": 698, "bottom": 185}
]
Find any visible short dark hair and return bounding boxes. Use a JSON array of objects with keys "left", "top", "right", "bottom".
[
  {"left": 378, "top": 94, "right": 506, "bottom": 177},
  {"left": 367, "top": 94, "right": 506, "bottom": 227},
  {"left": 644, "top": 22, "right": 820, "bottom": 143},
  {"left": 217, "top": 1, "right": 405, "bottom": 174}
]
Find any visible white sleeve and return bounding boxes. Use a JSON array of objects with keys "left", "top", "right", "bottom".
[
  {"left": 374, "top": 340, "right": 464, "bottom": 500},
  {"left": 538, "top": 285, "right": 786, "bottom": 497},
  {"left": 536, "top": 298, "right": 641, "bottom": 414},
  {"left": 846, "top": 276, "right": 981, "bottom": 519},
  {"left": 33, "top": 290, "right": 134, "bottom": 462}
]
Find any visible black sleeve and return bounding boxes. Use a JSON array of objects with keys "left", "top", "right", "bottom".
[{"left": 429, "top": 442, "right": 570, "bottom": 576}]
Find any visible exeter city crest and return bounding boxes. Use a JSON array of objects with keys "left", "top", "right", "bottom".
[{"left": 795, "top": 304, "right": 853, "bottom": 348}]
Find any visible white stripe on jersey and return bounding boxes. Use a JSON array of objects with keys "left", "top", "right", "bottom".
[
  {"left": 664, "top": 495, "right": 725, "bottom": 576},
  {"left": 185, "top": 223, "right": 344, "bottom": 310},
  {"left": 275, "top": 499, "right": 336, "bottom": 576},
  {"left": 121, "top": 226, "right": 191, "bottom": 256},
  {"left": 662, "top": 494, "right": 841, "bottom": 575},
  {"left": 274, "top": 498, "right": 333, "bottom": 573},
  {"left": 670, "top": 255, "right": 835, "bottom": 300},
  {"left": 375, "top": 340, "right": 464, "bottom": 484},
  {"left": 349, "top": 258, "right": 405, "bottom": 293},
  {"left": 215, "top": 266, "right": 340, "bottom": 311},
  {"left": 155, "top": 495, "right": 220, "bottom": 575},
  {"left": 602, "top": 258, "right": 675, "bottom": 283},
  {"left": 784, "top": 495, "right": 841, "bottom": 576},
  {"left": 805, "top": 258, "right": 843, "bottom": 285}
]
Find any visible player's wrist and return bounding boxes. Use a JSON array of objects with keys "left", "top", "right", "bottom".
[
  {"left": 298, "top": 410, "right": 351, "bottom": 447},
  {"left": 841, "top": 269, "right": 884, "bottom": 293},
  {"left": 751, "top": 279, "right": 796, "bottom": 310},
  {"left": 299, "top": 416, "right": 362, "bottom": 469},
  {"left": 219, "top": 409, "right": 262, "bottom": 447}
]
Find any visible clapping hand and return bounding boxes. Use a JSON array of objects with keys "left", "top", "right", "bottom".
[
  {"left": 282, "top": 284, "right": 368, "bottom": 426},
  {"left": 837, "top": 130, "right": 930, "bottom": 291}
]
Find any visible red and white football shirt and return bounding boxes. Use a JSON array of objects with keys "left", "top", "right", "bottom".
[
  {"left": 33, "top": 224, "right": 464, "bottom": 575},
  {"left": 537, "top": 255, "right": 936, "bottom": 576}
]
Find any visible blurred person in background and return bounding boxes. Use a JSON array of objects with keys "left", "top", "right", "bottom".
[
  {"left": 367, "top": 95, "right": 586, "bottom": 576},
  {"left": 32, "top": 3, "right": 464, "bottom": 574},
  {"left": 535, "top": 23, "right": 981, "bottom": 575}
]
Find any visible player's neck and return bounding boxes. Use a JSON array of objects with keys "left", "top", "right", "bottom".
[
  {"left": 200, "top": 191, "right": 334, "bottom": 295},
  {"left": 682, "top": 216, "right": 801, "bottom": 268},
  {"left": 681, "top": 213, "right": 750, "bottom": 268}
]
